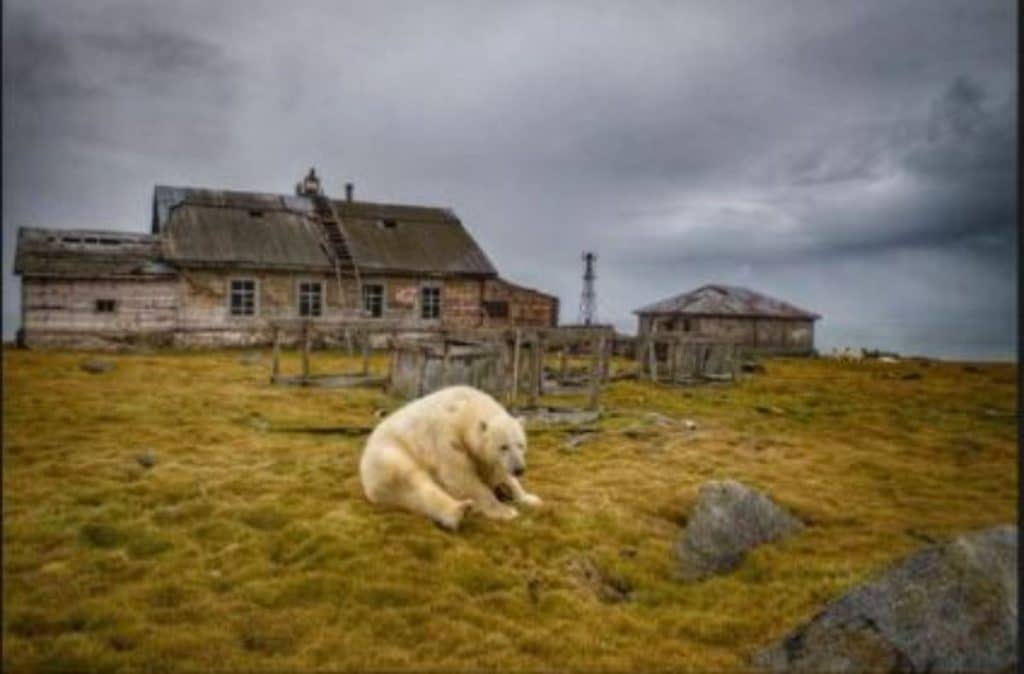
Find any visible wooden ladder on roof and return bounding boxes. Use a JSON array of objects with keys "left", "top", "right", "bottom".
[{"left": 311, "top": 193, "right": 364, "bottom": 316}]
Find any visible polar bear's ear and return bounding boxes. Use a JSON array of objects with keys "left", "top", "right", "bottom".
[{"left": 516, "top": 416, "right": 527, "bottom": 428}]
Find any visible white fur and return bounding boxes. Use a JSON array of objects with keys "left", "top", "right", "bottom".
[{"left": 359, "top": 385, "right": 542, "bottom": 531}]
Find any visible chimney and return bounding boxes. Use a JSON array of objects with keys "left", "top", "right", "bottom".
[{"left": 345, "top": 182, "right": 354, "bottom": 202}]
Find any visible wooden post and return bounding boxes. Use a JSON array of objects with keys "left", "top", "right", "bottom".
[
  {"left": 360, "top": 331, "right": 370, "bottom": 376},
  {"left": 440, "top": 339, "right": 450, "bottom": 387},
  {"left": 588, "top": 335, "right": 605, "bottom": 410},
  {"left": 599, "top": 334, "right": 610, "bottom": 383},
  {"left": 559, "top": 345, "right": 568, "bottom": 383},
  {"left": 668, "top": 338, "right": 678, "bottom": 383},
  {"left": 301, "top": 321, "right": 311, "bottom": 379},
  {"left": 510, "top": 329, "right": 522, "bottom": 405},
  {"left": 527, "top": 335, "right": 541, "bottom": 408},
  {"left": 271, "top": 326, "right": 281, "bottom": 381},
  {"left": 344, "top": 328, "right": 354, "bottom": 356},
  {"left": 416, "top": 347, "right": 429, "bottom": 397},
  {"left": 648, "top": 338, "right": 658, "bottom": 383}
]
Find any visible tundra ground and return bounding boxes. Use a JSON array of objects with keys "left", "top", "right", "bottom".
[{"left": 2, "top": 349, "right": 1017, "bottom": 671}]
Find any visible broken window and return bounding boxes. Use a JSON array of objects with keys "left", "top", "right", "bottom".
[
  {"left": 230, "top": 279, "right": 256, "bottom": 316},
  {"left": 421, "top": 286, "right": 441, "bottom": 320},
  {"left": 362, "top": 284, "right": 384, "bottom": 318},
  {"left": 298, "top": 281, "right": 323, "bottom": 317},
  {"left": 483, "top": 300, "right": 509, "bottom": 318},
  {"left": 95, "top": 299, "right": 116, "bottom": 313}
]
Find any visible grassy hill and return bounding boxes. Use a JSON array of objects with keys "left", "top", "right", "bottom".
[{"left": 2, "top": 349, "right": 1017, "bottom": 671}]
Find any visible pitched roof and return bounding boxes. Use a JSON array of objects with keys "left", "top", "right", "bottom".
[
  {"left": 153, "top": 185, "right": 497, "bottom": 276},
  {"left": 634, "top": 284, "right": 820, "bottom": 320},
  {"left": 14, "top": 227, "right": 175, "bottom": 278}
]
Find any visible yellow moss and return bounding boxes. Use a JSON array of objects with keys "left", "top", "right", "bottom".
[{"left": 2, "top": 348, "right": 1017, "bottom": 671}]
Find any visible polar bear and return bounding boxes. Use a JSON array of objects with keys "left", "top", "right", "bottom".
[{"left": 359, "top": 385, "right": 543, "bottom": 531}]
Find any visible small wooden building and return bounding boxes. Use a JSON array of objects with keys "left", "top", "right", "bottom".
[
  {"left": 634, "top": 284, "right": 820, "bottom": 355},
  {"left": 14, "top": 170, "right": 559, "bottom": 349}
]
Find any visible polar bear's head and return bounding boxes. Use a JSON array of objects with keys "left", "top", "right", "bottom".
[{"left": 470, "top": 414, "right": 528, "bottom": 483}]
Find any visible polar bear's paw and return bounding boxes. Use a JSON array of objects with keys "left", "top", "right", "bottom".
[
  {"left": 520, "top": 493, "right": 543, "bottom": 508},
  {"left": 434, "top": 499, "right": 473, "bottom": 532},
  {"left": 481, "top": 503, "right": 519, "bottom": 521}
]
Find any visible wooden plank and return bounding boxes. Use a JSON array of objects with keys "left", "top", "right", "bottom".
[
  {"left": 271, "top": 326, "right": 281, "bottom": 380},
  {"left": 527, "top": 335, "right": 541, "bottom": 407},
  {"left": 588, "top": 335, "right": 605, "bottom": 410},
  {"left": 648, "top": 339, "right": 658, "bottom": 382},
  {"left": 510, "top": 328, "right": 522, "bottom": 404},
  {"left": 668, "top": 339, "right": 678, "bottom": 383},
  {"left": 301, "top": 322, "right": 311, "bottom": 379},
  {"left": 360, "top": 331, "right": 370, "bottom": 376}
]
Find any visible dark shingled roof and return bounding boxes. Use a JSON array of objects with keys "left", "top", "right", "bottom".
[
  {"left": 14, "top": 228, "right": 175, "bottom": 278},
  {"left": 153, "top": 185, "right": 497, "bottom": 276},
  {"left": 634, "top": 284, "right": 820, "bottom": 320}
]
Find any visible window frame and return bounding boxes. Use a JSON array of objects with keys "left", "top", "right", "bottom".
[
  {"left": 420, "top": 284, "right": 442, "bottom": 321},
  {"left": 228, "top": 277, "right": 259, "bottom": 318},
  {"left": 361, "top": 282, "right": 386, "bottom": 319},
  {"left": 296, "top": 279, "right": 324, "bottom": 318}
]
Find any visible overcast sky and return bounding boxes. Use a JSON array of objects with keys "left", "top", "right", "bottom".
[{"left": 2, "top": 0, "right": 1017, "bottom": 359}]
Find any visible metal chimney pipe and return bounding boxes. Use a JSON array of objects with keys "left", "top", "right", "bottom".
[{"left": 345, "top": 182, "right": 354, "bottom": 202}]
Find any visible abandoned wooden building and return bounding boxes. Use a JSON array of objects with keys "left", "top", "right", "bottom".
[
  {"left": 634, "top": 284, "right": 820, "bottom": 355},
  {"left": 14, "top": 169, "right": 559, "bottom": 349}
]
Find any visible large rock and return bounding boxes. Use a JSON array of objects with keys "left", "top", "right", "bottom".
[
  {"left": 675, "top": 479, "right": 803, "bottom": 581},
  {"left": 753, "top": 524, "right": 1018, "bottom": 673}
]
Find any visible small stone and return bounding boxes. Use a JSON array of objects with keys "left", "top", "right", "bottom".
[
  {"left": 683, "top": 419, "right": 698, "bottom": 431},
  {"left": 135, "top": 452, "right": 156, "bottom": 469},
  {"left": 80, "top": 360, "right": 114, "bottom": 374}
]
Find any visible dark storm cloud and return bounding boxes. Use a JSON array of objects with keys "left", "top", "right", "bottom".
[{"left": 2, "top": 0, "right": 1017, "bottom": 359}]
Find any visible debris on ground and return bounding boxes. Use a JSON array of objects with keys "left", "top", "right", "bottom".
[
  {"left": 80, "top": 360, "right": 114, "bottom": 374},
  {"left": 134, "top": 452, "right": 156, "bottom": 469}
]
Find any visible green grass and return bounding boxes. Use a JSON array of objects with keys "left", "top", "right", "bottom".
[{"left": 2, "top": 348, "right": 1017, "bottom": 671}]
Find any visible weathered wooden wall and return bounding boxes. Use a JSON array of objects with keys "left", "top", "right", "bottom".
[
  {"left": 637, "top": 315, "right": 814, "bottom": 354},
  {"left": 21, "top": 272, "right": 533, "bottom": 349},
  {"left": 21, "top": 278, "right": 178, "bottom": 349},
  {"left": 481, "top": 279, "right": 558, "bottom": 328}
]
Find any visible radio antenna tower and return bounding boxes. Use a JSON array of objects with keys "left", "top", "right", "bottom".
[{"left": 578, "top": 251, "right": 597, "bottom": 325}]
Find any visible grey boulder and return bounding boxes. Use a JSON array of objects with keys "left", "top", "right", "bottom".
[
  {"left": 675, "top": 479, "right": 803, "bottom": 581},
  {"left": 752, "top": 524, "right": 1018, "bottom": 673}
]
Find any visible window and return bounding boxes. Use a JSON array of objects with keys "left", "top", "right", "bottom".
[
  {"left": 362, "top": 284, "right": 384, "bottom": 318},
  {"left": 298, "top": 281, "right": 323, "bottom": 317},
  {"left": 421, "top": 286, "right": 441, "bottom": 320},
  {"left": 482, "top": 300, "right": 509, "bottom": 318},
  {"left": 249, "top": 210, "right": 264, "bottom": 218},
  {"left": 683, "top": 318, "right": 692, "bottom": 332},
  {"left": 230, "top": 279, "right": 256, "bottom": 316},
  {"left": 95, "top": 299, "right": 116, "bottom": 313}
]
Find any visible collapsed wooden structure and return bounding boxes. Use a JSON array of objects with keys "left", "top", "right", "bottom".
[
  {"left": 266, "top": 321, "right": 617, "bottom": 409},
  {"left": 636, "top": 333, "right": 742, "bottom": 384}
]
